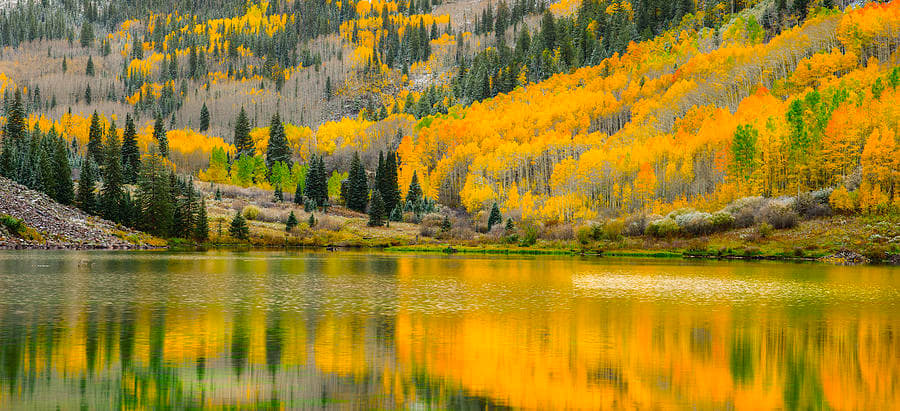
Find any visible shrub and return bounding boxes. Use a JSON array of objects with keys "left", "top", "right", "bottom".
[
  {"left": 0, "top": 214, "right": 24, "bottom": 234},
  {"left": 756, "top": 222, "right": 774, "bottom": 239},
  {"left": 520, "top": 223, "right": 539, "bottom": 246},
  {"left": 623, "top": 214, "right": 653, "bottom": 236},
  {"left": 646, "top": 218, "right": 680, "bottom": 238},
  {"left": 576, "top": 225, "right": 594, "bottom": 245},
  {"left": 794, "top": 191, "right": 831, "bottom": 219},
  {"left": 829, "top": 185, "right": 856, "bottom": 214},
  {"left": 757, "top": 202, "right": 797, "bottom": 229},
  {"left": 602, "top": 219, "right": 625, "bottom": 241},
  {"left": 242, "top": 205, "right": 260, "bottom": 220},
  {"left": 541, "top": 223, "right": 574, "bottom": 241},
  {"left": 255, "top": 207, "right": 290, "bottom": 223},
  {"left": 709, "top": 211, "right": 735, "bottom": 232},
  {"left": 674, "top": 211, "right": 713, "bottom": 236},
  {"left": 724, "top": 196, "right": 767, "bottom": 228}
]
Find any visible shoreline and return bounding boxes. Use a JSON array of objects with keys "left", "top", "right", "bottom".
[{"left": 5, "top": 242, "right": 895, "bottom": 266}]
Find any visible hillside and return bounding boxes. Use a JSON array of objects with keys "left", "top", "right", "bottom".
[{"left": 0, "top": 176, "right": 157, "bottom": 249}]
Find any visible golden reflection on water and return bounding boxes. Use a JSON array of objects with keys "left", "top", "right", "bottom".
[{"left": 0, "top": 251, "right": 897, "bottom": 409}]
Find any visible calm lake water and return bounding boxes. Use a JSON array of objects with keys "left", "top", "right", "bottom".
[{"left": 0, "top": 251, "right": 897, "bottom": 409}]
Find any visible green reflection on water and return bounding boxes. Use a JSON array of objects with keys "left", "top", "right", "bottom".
[{"left": 0, "top": 251, "right": 897, "bottom": 409}]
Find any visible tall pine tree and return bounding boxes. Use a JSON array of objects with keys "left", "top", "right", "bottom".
[
  {"left": 76, "top": 158, "right": 98, "bottom": 215},
  {"left": 121, "top": 114, "right": 140, "bottom": 184},
  {"left": 233, "top": 107, "right": 253, "bottom": 157},
  {"left": 100, "top": 129, "right": 124, "bottom": 223},
  {"left": 265, "top": 112, "right": 290, "bottom": 171},
  {"left": 87, "top": 111, "right": 104, "bottom": 165},
  {"left": 52, "top": 132, "right": 74, "bottom": 205},
  {"left": 199, "top": 103, "right": 210, "bottom": 132},
  {"left": 153, "top": 114, "right": 168, "bottom": 157},
  {"left": 346, "top": 152, "right": 368, "bottom": 212}
]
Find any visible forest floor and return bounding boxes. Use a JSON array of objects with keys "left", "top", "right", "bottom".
[{"left": 200, "top": 194, "right": 900, "bottom": 264}]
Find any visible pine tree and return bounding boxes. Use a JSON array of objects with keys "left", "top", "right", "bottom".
[
  {"left": 285, "top": 211, "right": 298, "bottom": 231},
  {"left": 199, "top": 103, "right": 210, "bottom": 132},
  {"left": 80, "top": 23, "right": 94, "bottom": 47},
  {"left": 293, "top": 177, "right": 304, "bottom": 205},
  {"left": 487, "top": 202, "right": 502, "bottom": 231},
  {"left": 346, "top": 152, "right": 368, "bottom": 212},
  {"left": 62, "top": 56, "right": 67, "bottom": 73},
  {"left": 382, "top": 151, "right": 401, "bottom": 215},
  {"left": 368, "top": 190, "right": 385, "bottom": 226},
  {"left": 76, "top": 158, "right": 98, "bottom": 215},
  {"left": 85, "top": 56, "right": 95, "bottom": 76},
  {"left": 100, "top": 128, "right": 124, "bottom": 223},
  {"left": 136, "top": 155, "right": 174, "bottom": 237},
  {"left": 265, "top": 112, "right": 290, "bottom": 170},
  {"left": 153, "top": 114, "right": 168, "bottom": 157},
  {"left": 194, "top": 198, "right": 209, "bottom": 242},
  {"left": 308, "top": 213, "right": 316, "bottom": 227},
  {"left": 273, "top": 185, "right": 283, "bottom": 202},
  {"left": 0, "top": 90, "right": 26, "bottom": 178},
  {"left": 121, "top": 114, "right": 140, "bottom": 184},
  {"left": 52, "top": 135, "right": 74, "bottom": 205},
  {"left": 406, "top": 171, "right": 422, "bottom": 205},
  {"left": 233, "top": 107, "right": 253, "bottom": 157},
  {"left": 305, "top": 154, "right": 328, "bottom": 208},
  {"left": 84, "top": 84, "right": 92, "bottom": 104},
  {"left": 229, "top": 212, "right": 249, "bottom": 240}
]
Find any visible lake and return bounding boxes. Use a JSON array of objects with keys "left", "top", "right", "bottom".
[{"left": 0, "top": 251, "right": 897, "bottom": 409}]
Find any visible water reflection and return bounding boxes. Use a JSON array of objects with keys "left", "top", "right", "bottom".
[{"left": 0, "top": 251, "right": 897, "bottom": 409}]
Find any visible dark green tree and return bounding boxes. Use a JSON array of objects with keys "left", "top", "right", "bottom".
[
  {"left": 367, "top": 190, "right": 385, "bottom": 227},
  {"left": 229, "top": 212, "right": 249, "bottom": 240},
  {"left": 285, "top": 211, "right": 298, "bottom": 231},
  {"left": 136, "top": 155, "right": 174, "bottom": 237},
  {"left": 194, "top": 198, "right": 209, "bottom": 242},
  {"left": 487, "top": 202, "right": 502, "bottom": 231},
  {"left": 381, "top": 151, "right": 401, "bottom": 215},
  {"left": 265, "top": 112, "right": 290, "bottom": 170},
  {"left": 305, "top": 154, "right": 328, "bottom": 208},
  {"left": 405, "top": 171, "right": 422, "bottom": 205},
  {"left": 121, "top": 114, "right": 141, "bottom": 184},
  {"left": 86, "top": 111, "right": 104, "bottom": 165},
  {"left": 85, "top": 56, "right": 95, "bottom": 76},
  {"left": 199, "top": 103, "right": 210, "bottom": 132},
  {"left": 233, "top": 107, "right": 253, "bottom": 157},
  {"left": 76, "top": 158, "right": 98, "bottom": 214},
  {"left": 153, "top": 114, "right": 168, "bottom": 157},
  {"left": 52, "top": 133, "right": 74, "bottom": 205},
  {"left": 100, "top": 128, "right": 124, "bottom": 223},
  {"left": 80, "top": 23, "right": 94, "bottom": 47},
  {"left": 346, "top": 152, "right": 368, "bottom": 212}
]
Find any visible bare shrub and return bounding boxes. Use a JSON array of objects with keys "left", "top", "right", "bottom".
[
  {"left": 725, "top": 196, "right": 768, "bottom": 228},
  {"left": 675, "top": 211, "right": 713, "bottom": 236},
  {"left": 541, "top": 223, "right": 574, "bottom": 241},
  {"left": 757, "top": 202, "right": 798, "bottom": 229},
  {"left": 255, "top": 207, "right": 291, "bottom": 223},
  {"left": 794, "top": 191, "right": 832, "bottom": 219}
]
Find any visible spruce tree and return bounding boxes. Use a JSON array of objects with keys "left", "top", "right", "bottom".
[
  {"left": 229, "top": 212, "right": 249, "bottom": 240},
  {"left": 76, "top": 158, "right": 98, "bottom": 215},
  {"left": 233, "top": 107, "right": 252, "bottom": 157},
  {"left": 194, "top": 198, "right": 209, "bottom": 242},
  {"left": 346, "top": 152, "right": 368, "bottom": 212},
  {"left": 0, "top": 90, "right": 25, "bottom": 178},
  {"left": 368, "top": 190, "right": 385, "bottom": 226},
  {"left": 285, "top": 211, "right": 298, "bottom": 231},
  {"left": 136, "top": 155, "right": 174, "bottom": 237},
  {"left": 382, "top": 151, "right": 401, "bottom": 214},
  {"left": 293, "top": 177, "right": 304, "bottom": 205},
  {"left": 265, "top": 112, "right": 290, "bottom": 170},
  {"left": 273, "top": 185, "right": 283, "bottom": 202},
  {"left": 62, "top": 56, "right": 67, "bottom": 73},
  {"left": 406, "top": 171, "right": 422, "bottom": 205},
  {"left": 308, "top": 213, "right": 316, "bottom": 227},
  {"left": 153, "top": 114, "right": 168, "bottom": 157},
  {"left": 80, "top": 23, "right": 94, "bottom": 47},
  {"left": 85, "top": 56, "right": 95, "bottom": 76},
  {"left": 305, "top": 154, "right": 328, "bottom": 208},
  {"left": 199, "top": 103, "right": 210, "bottom": 132},
  {"left": 86, "top": 111, "right": 104, "bottom": 164},
  {"left": 52, "top": 135, "right": 74, "bottom": 205},
  {"left": 100, "top": 128, "right": 124, "bottom": 223},
  {"left": 487, "top": 202, "right": 502, "bottom": 231},
  {"left": 121, "top": 114, "right": 140, "bottom": 184}
]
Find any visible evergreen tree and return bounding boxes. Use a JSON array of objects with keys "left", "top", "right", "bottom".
[
  {"left": 52, "top": 134, "right": 74, "bottom": 205},
  {"left": 233, "top": 107, "right": 253, "bottom": 157},
  {"left": 194, "top": 198, "right": 209, "bottom": 242},
  {"left": 381, "top": 151, "right": 401, "bottom": 215},
  {"left": 85, "top": 56, "right": 95, "bottom": 76},
  {"left": 305, "top": 154, "right": 328, "bottom": 208},
  {"left": 293, "top": 177, "right": 304, "bottom": 205},
  {"left": 406, "top": 171, "right": 422, "bottom": 205},
  {"left": 199, "top": 103, "right": 210, "bottom": 132},
  {"left": 0, "top": 90, "right": 26, "bottom": 178},
  {"left": 153, "top": 114, "right": 168, "bottom": 157},
  {"left": 86, "top": 111, "right": 104, "bottom": 165},
  {"left": 100, "top": 128, "right": 124, "bottom": 223},
  {"left": 346, "top": 152, "right": 368, "bottom": 212},
  {"left": 121, "top": 114, "right": 140, "bottom": 184},
  {"left": 308, "top": 213, "right": 316, "bottom": 227},
  {"left": 285, "top": 211, "right": 298, "bottom": 231},
  {"left": 487, "top": 202, "right": 502, "bottom": 231},
  {"left": 229, "top": 212, "right": 249, "bottom": 240},
  {"left": 84, "top": 84, "right": 92, "bottom": 104},
  {"left": 273, "top": 185, "right": 283, "bottom": 202},
  {"left": 76, "top": 158, "right": 98, "bottom": 215},
  {"left": 265, "top": 112, "right": 290, "bottom": 170},
  {"left": 62, "top": 56, "right": 67, "bottom": 73},
  {"left": 136, "top": 155, "right": 174, "bottom": 237},
  {"left": 368, "top": 190, "right": 385, "bottom": 226},
  {"left": 79, "top": 23, "right": 94, "bottom": 47}
]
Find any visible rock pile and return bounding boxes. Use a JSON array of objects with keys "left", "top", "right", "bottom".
[{"left": 0, "top": 176, "right": 149, "bottom": 249}]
